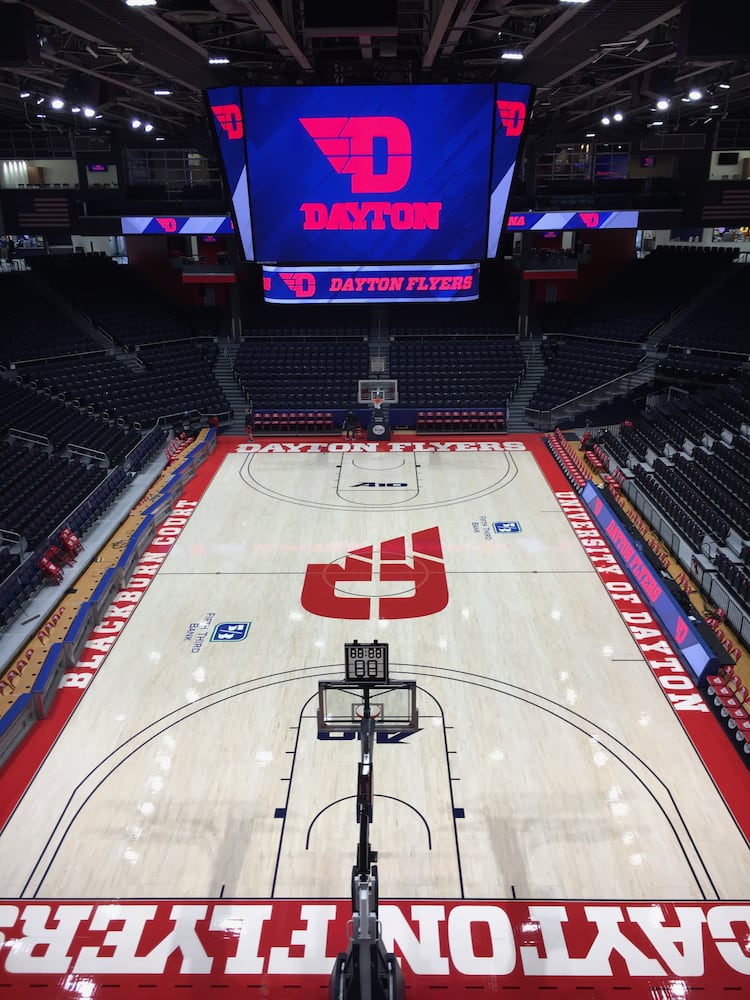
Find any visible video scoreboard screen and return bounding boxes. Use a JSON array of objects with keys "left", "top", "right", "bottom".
[{"left": 208, "top": 82, "right": 532, "bottom": 265}]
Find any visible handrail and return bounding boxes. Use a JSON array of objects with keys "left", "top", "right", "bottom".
[
  {"left": 68, "top": 443, "right": 109, "bottom": 467},
  {"left": 8, "top": 427, "right": 50, "bottom": 448},
  {"left": 0, "top": 528, "right": 24, "bottom": 549},
  {"left": 525, "top": 358, "right": 653, "bottom": 428},
  {"left": 6, "top": 348, "right": 110, "bottom": 368}
]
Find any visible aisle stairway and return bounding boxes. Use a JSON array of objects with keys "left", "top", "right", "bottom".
[
  {"left": 506, "top": 339, "right": 546, "bottom": 432},
  {"left": 214, "top": 340, "right": 247, "bottom": 433}
]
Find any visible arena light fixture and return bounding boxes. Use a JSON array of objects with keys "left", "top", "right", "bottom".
[
  {"left": 144, "top": 122, "right": 154, "bottom": 132},
  {"left": 19, "top": 91, "right": 31, "bottom": 99},
  {"left": 131, "top": 117, "right": 142, "bottom": 128},
  {"left": 560, "top": 0, "right": 590, "bottom": 4},
  {"left": 208, "top": 55, "right": 230, "bottom": 64},
  {"left": 688, "top": 88, "right": 702, "bottom": 101},
  {"left": 656, "top": 98, "right": 670, "bottom": 110},
  {"left": 710, "top": 104, "right": 719, "bottom": 110},
  {"left": 585, "top": 132, "right": 596, "bottom": 137},
  {"left": 155, "top": 136, "right": 165, "bottom": 142},
  {"left": 83, "top": 106, "right": 96, "bottom": 118},
  {"left": 501, "top": 50, "right": 524, "bottom": 60},
  {"left": 50, "top": 97, "right": 64, "bottom": 110},
  {"left": 125, "top": 0, "right": 157, "bottom": 6},
  {"left": 612, "top": 111, "right": 624, "bottom": 122},
  {"left": 153, "top": 89, "right": 172, "bottom": 96},
  {"left": 718, "top": 82, "right": 730, "bottom": 89},
  {"left": 601, "top": 115, "right": 611, "bottom": 125}
]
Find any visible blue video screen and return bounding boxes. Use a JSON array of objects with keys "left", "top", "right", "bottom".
[{"left": 208, "top": 83, "right": 532, "bottom": 264}]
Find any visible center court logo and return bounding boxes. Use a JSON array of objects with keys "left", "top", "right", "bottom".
[
  {"left": 298, "top": 115, "right": 442, "bottom": 232},
  {"left": 301, "top": 526, "right": 448, "bottom": 620}
]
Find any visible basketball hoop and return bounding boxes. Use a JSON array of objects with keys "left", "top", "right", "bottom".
[
  {"left": 373, "top": 396, "right": 383, "bottom": 409},
  {"left": 354, "top": 703, "right": 382, "bottom": 721}
]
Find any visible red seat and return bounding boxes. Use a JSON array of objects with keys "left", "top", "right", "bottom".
[
  {"left": 60, "top": 527, "right": 83, "bottom": 556},
  {"left": 39, "top": 555, "right": 64, "bottom": 585},
  {"left": 47, "top": 543, "right": 75, "bottom": 568},
  {"left": 731, "top": 716, "right": 750, "bottom": 754}
]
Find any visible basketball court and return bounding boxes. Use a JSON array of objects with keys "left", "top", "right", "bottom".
[{"left": 1, "top": 435, "right": 749, "bottom": 997}]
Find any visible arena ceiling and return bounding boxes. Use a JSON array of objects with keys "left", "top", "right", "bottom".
[{"left": 1, "top": 0, "right": 749, "bottom": 151}]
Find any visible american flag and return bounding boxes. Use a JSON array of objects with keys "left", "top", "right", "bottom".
[
  {"left": 16, "top": 194, "right": 72, "bottom": 230},
  {"left": 703, "top": 186, "right": 750, "bottom": 223}
]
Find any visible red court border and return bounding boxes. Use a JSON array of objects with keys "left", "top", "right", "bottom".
[{"left": 0, "top": 435, "right": 748, "bottom": 1000}]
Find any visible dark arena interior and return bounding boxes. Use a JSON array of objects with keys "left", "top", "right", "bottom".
[{"left": 2, "top": 1, "right": 750, "bottom": 998}]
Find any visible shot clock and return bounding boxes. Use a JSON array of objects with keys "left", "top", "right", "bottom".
[{"left": 344, "top": 641, "right": 389, "bottom": 683}]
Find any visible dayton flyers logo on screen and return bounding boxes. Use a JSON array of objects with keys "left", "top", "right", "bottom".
[
  {"left": 211, "top": 103, "right": 244, "bottom": 140},
  {"left": 279, "top": 271, "right": 317, "bottom": 298},
  {"left": 496, "top": 99, "right": 527, "bottom": 137},
  {"left": 298, "top": 116, "right": 442, "bottom": 232}
]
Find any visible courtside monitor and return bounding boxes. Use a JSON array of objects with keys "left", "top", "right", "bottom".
[{"left": 208, "top": 82, "right": 532, "bottom": 263}]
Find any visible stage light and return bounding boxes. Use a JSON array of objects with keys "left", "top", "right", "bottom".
[
  {"left": 501, "top": 51, "right": 524, "bottom": 60},
  {"left": 601, "top": 115, "right": 611, "bottom": 125},
  {"left": 144, "top": 122, "right": 154, "bottom": 132},
  {"left": 83, "top": 107, "right": 96, "bottom": 118},
  {"left": 131, "top": 118, "right": 142, "bottom": 128},
  {"left": 656, "top": 98, "right": 670, "bottom": 110},
  {"left": 688, "top": 88, "right": 702, "bottom": 101},
  {"left": 208, "top": 55, "right": 230, "bottom": 64},
  {"left": 50, "top": 98, "right": 64, "bottom": 110},
  {"left": 613, "top": 111, "right": 624, "bottom": 122}
]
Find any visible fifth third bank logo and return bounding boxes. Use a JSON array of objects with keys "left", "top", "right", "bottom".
[{"left": 299, "top": 116, "right": 412, "bottom": 193}]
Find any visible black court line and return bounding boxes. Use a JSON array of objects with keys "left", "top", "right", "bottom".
[
  {"left": 402, "top": 664, "right": 719, "bottom": 902},
  {"left": 238, "top": 450, "right": 521, "bottom": 512},
  {"left": 272, "top": 685, "right": 461, "bottom": 899},
  {"left": 305, "top": 795, "right": 432, "bottom": 851},
  {"left": 336, "top": 452, "right": 420, "bottom": 507},
  {"left": 20, "top": 661, "right": 720, "bottom": 903}
]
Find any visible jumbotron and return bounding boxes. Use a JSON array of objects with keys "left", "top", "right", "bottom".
[{"left": 300, "top": 201, "right": 442, "bottom": 231}]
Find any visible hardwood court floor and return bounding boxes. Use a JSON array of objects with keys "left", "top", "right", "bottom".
[{"left": 1, "top": 440, "right": 749, "bottom": 904}]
